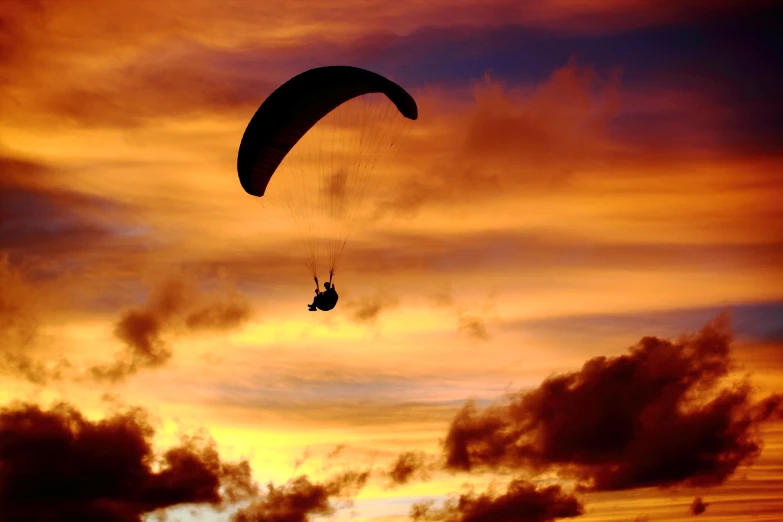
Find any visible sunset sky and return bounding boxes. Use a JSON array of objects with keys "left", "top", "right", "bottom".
[{"left": 1, "top": 1, "right": 782, "bottom": 521}]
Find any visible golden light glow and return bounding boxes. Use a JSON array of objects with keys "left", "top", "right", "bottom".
[{"left": 1, "top": 0, "right": 781, "bottom": 520}]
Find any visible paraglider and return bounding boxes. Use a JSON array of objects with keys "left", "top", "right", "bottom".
[
  {"left": 308, "top": 270, "right": 338, "bottom": 312},
  {"left": 237, "top": 66, "right": 418, "bottom": 311}
]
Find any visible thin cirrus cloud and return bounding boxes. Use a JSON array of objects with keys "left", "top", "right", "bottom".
[
  {"left": 0, "top": 156, "right": 144, "bottom": 265},
  {"left": 340, "top": 229, "right": 783, "bottom": 287},
  {"left": 2, "top": 0, "right": 753, "bottom": 71}
]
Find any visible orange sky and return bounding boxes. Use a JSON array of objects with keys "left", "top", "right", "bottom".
[{"left": 1, "top": 1, "right": 781, "bottom": 521}]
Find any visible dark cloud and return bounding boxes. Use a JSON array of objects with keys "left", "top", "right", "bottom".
[
  {"left": 690, "top": 496, "right": 708, "bottom": 516},
  {"left": 91, "top": 274, "right": 251, "bottom": 382},
  {"left": 0, "top": 401, "right": 256, "bottom": 521},
  {"left": 386, "top": 451, "right": 436, "bottom": 487},
  {"left": 444, "top": 314, "right": 782, "bottom": 490},
  {"left": 232, "top": 470, "right": 369, "bottom": 522},
  {"left": 410, "top": 479, "right": 583, "bottom": 522}
]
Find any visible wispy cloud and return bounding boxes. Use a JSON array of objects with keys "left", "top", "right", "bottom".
[
  {"left": 90, "top": 273, "right": 251, "bottom": 382},
  {"left": 232, "top": 470, "right": 370, "bottom": 522}
]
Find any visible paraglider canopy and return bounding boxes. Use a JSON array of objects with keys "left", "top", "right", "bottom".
[
  {"left": 236, "top": 65, "right": 418, "bottom": 280},
  {"left": 237, "top": 65, "right": 418, "bottom": 197}
]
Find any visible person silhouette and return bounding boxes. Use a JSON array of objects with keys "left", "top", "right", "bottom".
[{"left": 308, "top": 270, "right": 339, "bottom": 311}]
